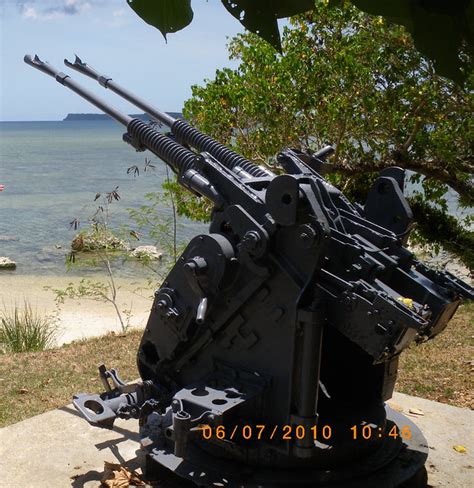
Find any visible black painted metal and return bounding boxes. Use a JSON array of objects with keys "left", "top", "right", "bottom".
[
  {"left": 25, "top": 54, "right": 474, "bottom": 487},
  {"left": 126, "top": 118, "right": 196, "bottom": 174},
  {"left": 171, "top": 118, "right": 272, "bottom": 177},
  {"left": 63, "top": 55, "right": 272, "bottom": 178},
  {"left": 24, "top": 55, "right": 132, "bottom": 127},
  {"left": 143, "top": 407, "right": 429, "bottom": 487},
  {"left": 64, "top": 54, "right": 175, "bottom": 127}
]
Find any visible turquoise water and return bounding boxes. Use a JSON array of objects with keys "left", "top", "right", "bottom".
[
  {"left": 0, "top": 120, "right": 205, "bottom": 275},
  {"left": 1, "top": 120, "right": 470, "bottom": 276}
]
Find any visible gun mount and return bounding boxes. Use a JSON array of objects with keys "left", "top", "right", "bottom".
[{"left": 25, "top": 54, "right": 473, "bottom": 488}]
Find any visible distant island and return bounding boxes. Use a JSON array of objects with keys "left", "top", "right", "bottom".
[{"left": 63, "top": 112, "right": 183, "bottom": 122}]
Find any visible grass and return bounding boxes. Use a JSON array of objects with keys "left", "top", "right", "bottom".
[
  {"left": 0, "top": 304, "right": 472, "bottom": 428},
  {"left": 397, "top": 302, "right": 473, "bottom": 409},
  {"left": 0, "top": 301, "right": 58, "bottom": 353},
  {"left": 0, "top": 329, "right": 142, "bottom": 427}
]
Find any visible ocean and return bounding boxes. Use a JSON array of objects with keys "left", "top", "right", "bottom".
[
  {"left": 0, "top": 119, "right": 205, "bottom": 276},
  {"left": 0, "top": 119, "right": 471, "bottom": 277}
]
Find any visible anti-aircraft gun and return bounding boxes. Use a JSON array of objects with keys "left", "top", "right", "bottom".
[{"left": 25, "top": 54, "right": 473, "bottom": 488}]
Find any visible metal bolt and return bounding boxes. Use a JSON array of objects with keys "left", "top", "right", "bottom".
[{"left": 242, "top": 231, "right": 260, "bottom": 252}]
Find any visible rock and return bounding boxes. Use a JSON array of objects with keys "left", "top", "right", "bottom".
[
  {"left": 130, "top": 245, "right": 163, "bottom": 261},
  {"left": 0, "top": 257, "right": 16, "bottom": 270},
  {"left": 71, "top": 234, "right": 85, "bottom": 252},
  {"left": 408, "top": 407, "right": 425, "bottom": 416},
  {"left": 71, "top": 231, "right": 128, "bottom": 252}
]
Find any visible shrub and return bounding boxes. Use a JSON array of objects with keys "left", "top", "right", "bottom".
[{"left": 0, "top": 302, "right": 58, "bottom": 353}]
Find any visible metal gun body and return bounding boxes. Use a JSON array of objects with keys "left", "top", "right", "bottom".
[{"left": 25, "top": 54, "right": 473, "bottom": 488}]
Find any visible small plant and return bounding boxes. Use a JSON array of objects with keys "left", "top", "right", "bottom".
[
  {"left": 54, "top": 160, "right": 185, "bottom": 331},
  {"left": 53, "top": 186, "right": 133, "bottom": 333},
  {"left": 0, "top": 301, "right": 58, "bottom": 353},
  {"left": 51, "top": 278, "right": 132, "bottom": 333}
]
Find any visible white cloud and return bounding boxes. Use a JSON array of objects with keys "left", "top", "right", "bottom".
[
  {"left": 20, "top": 0, "right": 92, "bottom": 21},
  {"left": 21, "top": 6, "right": 40, "bottom": 19}
]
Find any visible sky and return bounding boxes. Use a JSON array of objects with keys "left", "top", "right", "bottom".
[{"left": 0, "top": 0, "right": 246, "bottom": 121}]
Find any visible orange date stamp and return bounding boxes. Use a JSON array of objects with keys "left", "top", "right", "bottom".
[{"left": 198, "top": 424, "right": 412, "bottom": 442}]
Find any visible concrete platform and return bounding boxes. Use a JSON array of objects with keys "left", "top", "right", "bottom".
[{"left": 0, "top": 392, "right": 472, "bottom": 487}]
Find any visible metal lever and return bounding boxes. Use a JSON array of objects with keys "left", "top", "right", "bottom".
[{"left": 196, "top": 297, "right": 208, "bottom": 324}]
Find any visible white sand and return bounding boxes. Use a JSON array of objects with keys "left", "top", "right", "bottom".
[
  {"left": 1, "top": 247, "right": 470, "bottom": 349},
  {"left": 0, "top": 274, "right": 155, "bottom": 346}
]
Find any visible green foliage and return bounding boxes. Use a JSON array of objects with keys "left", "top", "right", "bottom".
[
  {"left": 350, "top": 0, "right": 473, "bottom": 84},
  {"left": 128, "top": 189, "right": 184, "bottom": 268},
  {"left": 52, "top": 279, "right": 114, "bottom": 304},
  {"left": 0, "top": 302, "right": 58, "bottom": 353},
  {"left": 162, "top": 178, "right": 212, "bottom": 223},
  {"left": 60, "top": 188, "right": 135, "bottom": 333},
  {"left": 182, "top": 3, "right": 473, "bottom": 262},
  {"left": 50, "top": 278, "right": 131, "bottom": 333},
  {"left": 127, "top": 163, "right": 196, "bottom": 275},
  {"left": 126, "top": 0, "right": 472, "bottom": 83},
  {"left": 127, "top": 0, "right": 193, "bottom": 40}
]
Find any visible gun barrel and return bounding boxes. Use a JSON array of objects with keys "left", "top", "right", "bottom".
[
  {"left": 64, "top": 55, "right": 274, "bottom": 179},
  {"left": 24, "top": 54, "right": 224, "bottom": 206},
  {"left": 64, "top": 55, "right": 175, "bottom": 128},
  {"left": 24, "top": 55, "right": 132, "bottom": 127}
]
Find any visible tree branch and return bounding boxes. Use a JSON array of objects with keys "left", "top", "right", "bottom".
[{"left": 331, "top": 158, "right": 474, "bottom": 205}]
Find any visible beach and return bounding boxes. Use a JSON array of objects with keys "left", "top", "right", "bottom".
[
  {"left": 1, "top": 247, "right": 471, "bottom": 350},
  {"left": 0, "top": 119, "right": 205, "bottom": 347},
  {"left": 0, "top": 119, "right": 471, "bottom": 350},
  {"left": 0, "top": 274, "right": 154, "bottom": 346}
]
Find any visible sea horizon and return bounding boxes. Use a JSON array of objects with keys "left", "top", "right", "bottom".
[{"left": 0, "top": 110, "right": 183, "bottom": 124}]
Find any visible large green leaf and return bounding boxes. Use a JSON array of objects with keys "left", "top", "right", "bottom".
[
  {"left": 352, "top": 0, "right": 473, "bottom": 83},
  {"left": 126, "top": 0, "right": 472, "bottom": 83},
  {"left": 221, "top": 1, "right": 315, "bottom": 52},
  {"left": 127, "top": 0, "right": 193, "bottom": 39}
]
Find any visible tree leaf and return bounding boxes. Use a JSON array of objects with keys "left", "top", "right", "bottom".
[
  {"left": 127, "top": 0, "right": 193, "bottom": 40},
  {"left": 408, "top": 407, "right": 425, "bottom": 416},
  {"left": 221, "top": 0, "right": 315, "bottom": 51},
  {"left": 270, "top": 0, "right": 316, "bottom": 17},
  {"left": 125, "top": 0, "right": 471, "bottom": 83},
  {"left": 181, "top": 2, "right": 474, "bottom": 266},
  {"left": 351, "top": 0, "right": 472, "bottom": 83}
]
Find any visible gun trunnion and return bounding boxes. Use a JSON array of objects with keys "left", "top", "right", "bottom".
[{"left": 25, "top": 54, "right": 473, "bottom": 488}]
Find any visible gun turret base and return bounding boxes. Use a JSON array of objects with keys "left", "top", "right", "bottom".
[{"left": 142, "top": 407, "right": 428, "bottom": 487}]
